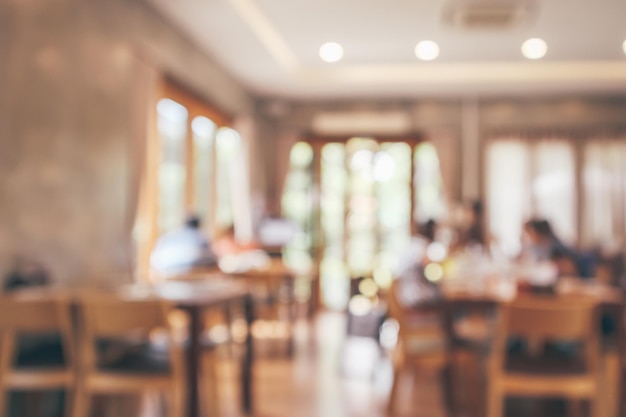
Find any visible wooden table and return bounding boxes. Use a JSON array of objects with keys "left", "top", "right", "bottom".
[
  {"left": 141, "top": 280, "right": 254, "bottom": 417},
  {"left": 230, "top": 259, "right": 299, "bottom": 356},
  {"left": 12, "top": 278, "right": 254, "bottom": 417}
]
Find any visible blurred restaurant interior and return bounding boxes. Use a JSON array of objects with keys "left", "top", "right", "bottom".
[{"left": 3, "top": 0, "right": 626, "bottom": 416}]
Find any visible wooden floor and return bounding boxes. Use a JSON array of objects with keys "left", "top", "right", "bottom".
[
  {"left": 208, "top": 312, "right": 448, "bottom": 417},
  {"left": 32, "top": 310, "right": 592, "bottom": 417},
  {"left": 205, "top": 313, "right": 583, "bottom": 417},
  {"left": 6, "top": 312, "right": 601, "bottom": 417}
]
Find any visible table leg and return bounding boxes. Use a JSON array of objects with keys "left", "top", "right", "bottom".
[
  {"left": 242, "top": 295, "right": 254, "bottom": 414},
  {"left": 187, "top": 307, "right": 204, "bottom": 417}
]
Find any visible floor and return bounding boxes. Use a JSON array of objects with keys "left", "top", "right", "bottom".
[
  {"left": 207, "top": 313, "right": 583, "bottom": 417},
  {"left": 10, "top": 311, "right": 591, "bottom": 417},
  {"left": 209, "top": 312, "right": 448, "bottom": 417}
]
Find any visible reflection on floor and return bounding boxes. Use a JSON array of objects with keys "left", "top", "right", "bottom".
[{"left": 211, "top": 312, "right": 447, "bottom": 417}]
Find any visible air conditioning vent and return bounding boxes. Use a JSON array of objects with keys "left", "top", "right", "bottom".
[{"left": 444, "top": 0, "right": 536, "bottom": 30}]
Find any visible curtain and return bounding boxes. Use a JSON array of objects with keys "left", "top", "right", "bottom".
[
  {"left": 430, "top": 131, "right": 460, "bottom": 205},
  {"left": 274, "top": 130, "right": 299, "bottom": 216},
  {"left": 486, "top": 140, "right": 531, "bottom": 257},
  {"left": 232, "top": 116, "right": 255, "bottom": 243},
  {"left": 532, "top": 140, "right": 576, "bottom": 244},
  {"left": 582, "top": 139, "right": 626, "bottom": 248},
  {"left": 128, "top": 54, "right": 158, "bottom": 279},
  {"left": 486, "top": 137, "right": 576, "bottom": 257}
]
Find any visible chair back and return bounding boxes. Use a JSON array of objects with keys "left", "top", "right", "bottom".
[
  {"left": 388, "top": 280, "right": 451, "bottom": 350},
  {"left": 501, "top": 296, "right": 596, "bottom": 341},
  {"left": 82, "top": 297, "right": 171, "bottom": 338},
  {"left": 0, "top": 296, "right": 74, "bottom": 372},
  {"left": 0, "top": 296, "right": 72, "bottom": 332},
  {"left": 78, "top": 297, "right": 179, "bottom": 375},
  {"left": 491, "top": 295, "right": 600, "bottom": 374}
]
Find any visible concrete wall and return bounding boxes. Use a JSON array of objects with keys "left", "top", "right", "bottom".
[{"left": 0, "top": 0, "right": 253, "bottom": 284}]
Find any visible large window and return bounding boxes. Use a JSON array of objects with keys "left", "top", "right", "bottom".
[
  {"left": 284, "top": 137, "right": 445, "bottom": 310},
  {"left": 582, "top": 140, "right": 626, "bottom": 247},
  {"left": 472, "top": 134, "right": 626, "bottom": 259},
  {"left": 134, "top": 81, "right": 241, "bottom": 278},
  {"left": 486, "top": 137, "right": 581, "bottom": 257}
]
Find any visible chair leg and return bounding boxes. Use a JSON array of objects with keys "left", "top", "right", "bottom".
[
  {"left": 487, "top": 384, "right": 503, "bottom": 417},
  {"left": 440, "top": 365, "right": 455, "bottom": 417},
  {"left": 64, "top": 389, "right": 74, "bottom": 417},
  {"left": 567, "top": 399, "right": 583, "bottom": 417},
  {"left": 0, "top": 389, "right": 6, "bottom": 417},
  {"left": 388, "top": 367, "right": 402, "bottom": 416},
  {"left": 589, "top": 397, "right": 601, "bottom": 417},
  {"left": 168, "top": 385, "right": 185, "bottom": 417},
  {"left": 203, "top": 350, "right": 221, "bottom": 417},
  {"left": 72, "top": 390, "right": 90, "bottom": 417}
]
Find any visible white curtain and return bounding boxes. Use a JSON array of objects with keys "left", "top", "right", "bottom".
[
  {"left": 486, "top": 137, "right": 576, "bottom": 257},
  {"left": 430, "top": 131, "right": 460, "bottom": 204},
  {"left": 532, "top": 141, "right": 576, "bottom": 244},
  {"left": 582, "top": 139, "right": 626, "bottom": 248},
  {"left": 487, "top": 140, "right": 531, "bottom": 257}
]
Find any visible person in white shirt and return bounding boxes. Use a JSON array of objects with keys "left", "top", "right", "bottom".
[{"left": 150, "top": 215, "right": 218, "bottom": 276}]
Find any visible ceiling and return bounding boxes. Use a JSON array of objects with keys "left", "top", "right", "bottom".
[{"left": 148, "top": 0, "right": 626, "bottom": 99}]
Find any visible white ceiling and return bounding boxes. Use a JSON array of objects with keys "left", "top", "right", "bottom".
[{"left": 148, "top": 0, "right": 626, "bottom": 99}]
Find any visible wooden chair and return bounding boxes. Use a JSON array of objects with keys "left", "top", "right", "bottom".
[
  {"left": 387, "top": 280, "right": 456, "bottom": 417},
  {"left": 74, "top": 297, "right": 185, "bottom": 417},
  {"left": 487, "top": 296, "right": 602, "bottom": 417},
  {"left": 0, "top": 296, "right": 76, "bottom": 417}
]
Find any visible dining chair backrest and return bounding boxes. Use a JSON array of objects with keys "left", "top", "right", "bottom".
[
  {"left": 0, "top": 296, "right": 73, "bottom": 333},
  {"left": 0, "top": 296, "right": 74, "bottom": 368},
  {"left": 79, "top": 297, "right": 178, "bottom": 374},
  {"left": 82, "top": 297, "right": 171, "bottom": 338},
  {"left": 491, "top": 295, "right": 601, "bottom": 376},
  {"left": 388, "top": 280, "right": 452, "bottom": 347},
  {"left": 500, "top": 296, "right": 596, "bottom": 341}
]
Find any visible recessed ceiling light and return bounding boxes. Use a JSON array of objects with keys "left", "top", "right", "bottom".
[
  {"left": 319, "top": 42, "right": 344, "bottom": 63},
  {"left": 521, "top": 38, "right": 547, "bottom": 59},
  {"left": 415, "top": 40, "right": 440, "bottom": 61}
]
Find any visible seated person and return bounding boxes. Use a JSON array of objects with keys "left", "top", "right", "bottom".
[
  {"left": 521, "top": 218, "right": 587, "bottom": 277},
  {"left": 150, "top": 215, "right": 218, "bottom": 276},
  {"left": 395, "top": 220, "right": 436, "bottom": 274},
  {"left": 213, "top": 225, "right": 269, "bottom": 273},
  {"left": 394, "top": 220, "right": 441, "bottom": 308},
  {"left": 452, "top": 200, "right": 488, "bottom": 254},
  {"left": 550, "top": 246, "right": 579, "bottom": 278}
]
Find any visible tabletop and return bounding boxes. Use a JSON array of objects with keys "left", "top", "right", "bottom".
[
  {"left": 441, "top": 276, "right": 624, "bottom": 306},
  {"left": 7, "top": 276, "right": 250, "bottom": 308}
]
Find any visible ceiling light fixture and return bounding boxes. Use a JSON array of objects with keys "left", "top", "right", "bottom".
[
  {"left": 521, "top": 38, "right": 547, "bottom": 59},
  {"left": 319, "top": 42, "right": 344, "bottom": 63},
  {"left": 415, "top": 40, "right": 440, "bottom": 61}
]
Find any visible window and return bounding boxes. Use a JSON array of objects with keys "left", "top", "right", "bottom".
[
  {"left": 215, "top": 127, "right": 242, "bottom": 230},
  {"left": 156, "top": 99, "right": 189, "bottom": 233},
  {"left": 281, "top": 142, "right": 315, "bottom": 274},
  {"left": 486, "top": 138, "right": 576, "bottom": 257},
  {"left": 414, "top": 142, "right": 446, "bottom": 224},
  {"left": 134, "top": 81, "right": 237, "bottom": 278},
  {"left": 582, "top": 140, "right": 626, "bottom": 247},
  {"left": 287, "top": 137, "right": 444, "bottom": 310}
]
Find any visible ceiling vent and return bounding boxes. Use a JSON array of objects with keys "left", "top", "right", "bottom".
[{"left": 443, "top": 0, "right": 537, "bottom": 30}]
